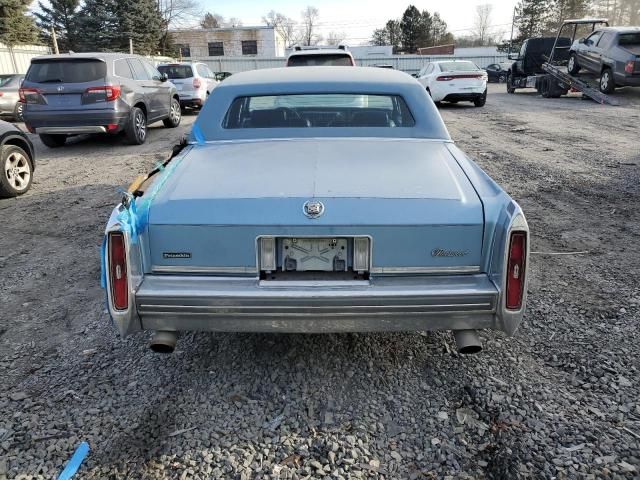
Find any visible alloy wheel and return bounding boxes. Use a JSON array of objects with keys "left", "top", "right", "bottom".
[
  {"left": 170, "top": 100, "right": 181, "bottom": 123},
  {"left": 600, "top": 72, "right": 609, "bottom": 91},
  {"left": 4, "top": 150, "right": 30, "bottom": 192},
  {"left": 135, "top": 111, "right": 146, "bottom": 141}
]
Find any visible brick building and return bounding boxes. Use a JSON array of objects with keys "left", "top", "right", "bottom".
[{"left": 170, "top": 26, "right": 286, "bottom": 58}]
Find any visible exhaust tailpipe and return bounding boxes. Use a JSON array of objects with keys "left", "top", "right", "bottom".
[
  {"left": 453, "top": 330, "right": 482, "bottom": 354},
  {"left": 150, "top": 331, "right": 177, "bottom": 353}
]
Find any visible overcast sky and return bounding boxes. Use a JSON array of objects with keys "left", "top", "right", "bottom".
[{"left": 200, "top": 0, "right": 518, "bottom": 44}]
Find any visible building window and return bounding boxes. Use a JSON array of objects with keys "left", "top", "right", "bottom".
[
  {"left": 176, "top": 44, "right": 191, "bottom": 58},
  {"left": 208, "top": 42, "right": 224, "bottom": 56},
  {"left": 242, "top": 40, "right": 258, "bottom": 55}
]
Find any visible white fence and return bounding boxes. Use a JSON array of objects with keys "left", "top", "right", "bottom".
[
  {"left": 187, "top": 54, "right": 510, "bottom": 74},
  {"left": 0, "top": 43, "right": 51, "bottom": 74}
]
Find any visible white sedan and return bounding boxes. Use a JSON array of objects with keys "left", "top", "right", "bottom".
[{"left": 416, "top": 60, "right": 488, "bottom": 107}]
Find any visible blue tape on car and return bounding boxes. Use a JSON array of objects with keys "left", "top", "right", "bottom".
[
  {"left": 57, "top": 441, "right": 89, "bottom": 480},
  {"left": 116, "top": 155, "right": 185, "bottom": 244},
  {"left": 99, "top": 237, "right": 107, "bottom": 289},
  {"left": 191, "top": 123, "right": 205, "bottom": 145}
]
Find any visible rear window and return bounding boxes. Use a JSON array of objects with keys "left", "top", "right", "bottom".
[
  {"left": 0, "top": 75, "right": 16, "bottom": 87},
  {"left": 26, "top": 59, "right": 106, "bottom": 83},
  {"left": 223, "top": 94, "right": 415, "bottom": 129},
  {"left": 157, "top": 65, "right": 193, "bottom": 79},
  {"left": 438, "top": 62, "right": 480, "bottom": 72},
  {"left": 618, "top": 33, "right": 640, "bottom": 46},
  {"left": 287, "top": 54, "right": 353, "bottom": 67}
]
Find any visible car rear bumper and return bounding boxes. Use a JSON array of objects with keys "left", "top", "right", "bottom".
[
  {"left": 179, "top": 97, "right": 203, "bottom": 107},
  {"left": 110, "top": 273, "right": 524, "bottom": 335},
  {"left": 614, "top": 73, "right": 640, "bottom": 87},
  {"left": 24, "top": 108, "right": 129, "bottom": 134},
  {"left": 442, "top": 92, "right": 485, "bottom": 102}
]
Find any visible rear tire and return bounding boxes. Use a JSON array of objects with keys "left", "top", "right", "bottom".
[
  {"left": 39, "top": 133, "right": 66, "bottom": 148},
  {"left": 163, "top": 98, "right": 181, "bottom": 128},
  {"left": 599, "top": 68, "right": 615, "bottom": 94},
  {"left": 0, "top": 145, "right": 33, "bottom": 197},
  {"left": 125, "top": 107, "right": 147, "bottom": 145},
  {"left": 13, "top": 102, "right": 24, "bottom": 122},
  {"left": 506, "top": 73, "right": 516, "bottom": 94},
  {"left": 473, "top": 89, "right": 487, "bottom": 107},
  {"left": 567, "top": 54, "right": 580, "bottom": 75}
]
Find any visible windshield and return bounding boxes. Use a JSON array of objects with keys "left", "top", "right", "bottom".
[
  {"left": 26, "top": 59, "right": 106, "bottom": 83},
  {"left": 223, "top": 94, "right": 415, "bottom": 129},
  {"left": 287, "top": 54, "right": 353, "bottom": 67},
  {"left": 157, "top": 65, "right": 193, "bottom": 79},
  {"left": 618, "top": 33, "right": 640, "bottom": 46},
  {"left": 438, "top": 62, "right": 480, "bottom": 72}
]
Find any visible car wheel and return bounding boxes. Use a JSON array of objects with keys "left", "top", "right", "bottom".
[
  {"left": 163, "top": 98, "right": 181, "bottom": 128},
  {"left": 0, "top": 145, "right": 33, "bottom": 197},
  {"left": 567, "top": 54, "right": 580, "bottom": 75},
  {"left": 39, "top": 133, "right": 67, "bottom": 148},
  {"left": 473, "top": 89, "right": 487, "bottom": 107},
  {"left": 600, "top": 68, "right": 615, "bottom": 94},
  {"left": 13, "top": 102, "right": 24, "bottom": 122},
  {"left": 506, "top": 73, "right": 515, "bottom": 94},
  {"left": 126, "top": 107, "right": 147, "bottom": 145}
]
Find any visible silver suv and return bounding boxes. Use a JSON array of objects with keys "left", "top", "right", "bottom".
[
  {"left": 21, "top": 53, "right": 181, "bottom": 147},
  {"left": 157, "top": 62, "right": 219, "bottom": 110}
]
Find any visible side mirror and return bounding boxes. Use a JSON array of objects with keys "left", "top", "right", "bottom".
[{"left": 160, "top": 73, "right": 169, "bottom": 82}]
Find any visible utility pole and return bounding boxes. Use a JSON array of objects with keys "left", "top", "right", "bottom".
[
  {"left": 509, "top": 5, "right": 516, "bottom": 56},
  {"left": 52, "top": 27, "right": 60, "bottom": 54},
  {"left": 129, "top": 38, "right": 133, "bottom": 54}
]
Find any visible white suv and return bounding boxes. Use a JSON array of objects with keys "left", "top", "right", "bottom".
[
  {"left": 286, "top": 46, "right": 355, "bottom": 66},
  {"left": 158, "top": 62, "right": 219, "bottom": 110}
]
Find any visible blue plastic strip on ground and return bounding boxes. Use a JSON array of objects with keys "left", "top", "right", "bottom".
[{"left": 57, "top": 441, "right": 90, "bottom": 480}]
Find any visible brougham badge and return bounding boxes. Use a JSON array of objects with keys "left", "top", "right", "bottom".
[
  {"left": 303, "top": 200, "right": 324, "bottom": 219},
  {"left": 431, "top": 248, "right": 469, "bottom": 258}
]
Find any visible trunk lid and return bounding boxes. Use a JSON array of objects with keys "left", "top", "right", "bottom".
[{"left": 147, "top": 139, "right": 485, "bottom": 273}]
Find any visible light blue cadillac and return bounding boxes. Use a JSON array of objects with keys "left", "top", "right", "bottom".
[{"left": 102, "top": 67, "right": 529, "bottom": 354}]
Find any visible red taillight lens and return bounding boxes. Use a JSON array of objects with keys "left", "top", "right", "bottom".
[
  {"left": 0, "top": 92, "right": 3, "bottom": 97},
  {"left": 85, "top": 85, "right": 121, "bottom": 101},
  {"left": 624, "top": 61, "right": 635, "bottom": 74},
  {"left": 193, "top": 78, "right": 202, "bottom": 89},
  {"left": 506, "top": 232, "right": 526, "bottom": 310},
  {"left": 109, "top": 232, "right": 128, "bottom": 311},
  {"left": 19, "top": 87, "right": 41, "bottom": 103},
  {"left": 437, "top": 76, "right": 454, "bottom": 81}
]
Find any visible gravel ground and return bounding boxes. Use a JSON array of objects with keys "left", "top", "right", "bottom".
[{"left": 1, "top": 85, "right": 639, "bottom": 479}]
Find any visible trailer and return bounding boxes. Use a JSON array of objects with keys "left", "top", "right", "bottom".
[{"left": 506, "top": 19, "right": 619, "bottom": 105}]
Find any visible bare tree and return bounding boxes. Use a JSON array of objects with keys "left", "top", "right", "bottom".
[
  {"left": 301, "top": 5, "right": 321, "bottom": 46},
  {"left": 325, "top": 31, "right": 345, "bottom": 46},
  {"left": 200, "top": 12, "right": 219, "bottom": 28},
  {"left": 226, "top": 17, "right": 242, "bottom": 27},
  {"left": 263, "top": 10, "right": 299, "bottom": 47},
  {"left": 157, "top": 0, "right": 202, "bottom": 28},
  {"left": 473, "top": 4, "right": 493, "bottom": 45}
]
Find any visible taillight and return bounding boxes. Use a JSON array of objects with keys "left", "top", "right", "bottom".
[
  {"left": 625, "top": 61, "right": 635, "bottom": 74},
  {"left": 109, "top": 232, "right": 128, "bottom": 311},
  {"left": 506, "top": 232, "right": 526, "bottom": 310},
  {"left": 0, "top": 92, "right": 3, "bottom": 97},
  {"left": 85, "top": 85, "right": 121, "bottom": 102},
  {"left": 437, "top": 74, "right": 484, "bottom": 81},
  {"left": 19, "top": 87, "right": 41, "bottom": 103},
  {"left": 193, "top": 78, "right": 202, "bottom": 89},
  {"left": 437, "top": 76, "right": 454, "bottom": 81}
]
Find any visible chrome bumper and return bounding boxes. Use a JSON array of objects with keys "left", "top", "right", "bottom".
[
  {"left": 127, "top": 274, "right": 511, "bottom": 334},
  {"left": 36, "top": 126, "right": 107, "bottom": 134}
]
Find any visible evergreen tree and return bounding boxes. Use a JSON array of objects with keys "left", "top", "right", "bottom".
[
  {"left": 76, "top": 0, "right": 119, "bottom": 51},
  {"left": 33, "top": 0, "right": 80, "bottom": 52},
  {"left": 514, "top": 0, "right": 551, "bottom": 41},
  {"left": 400, "top": 5, "right": 423, "bottom": 53},
  {"left": 115, "top": 0, "right": 163, "bottom": 55},
  {"left": 0, "top": 0, "right": 38, "bottom": 46}
]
